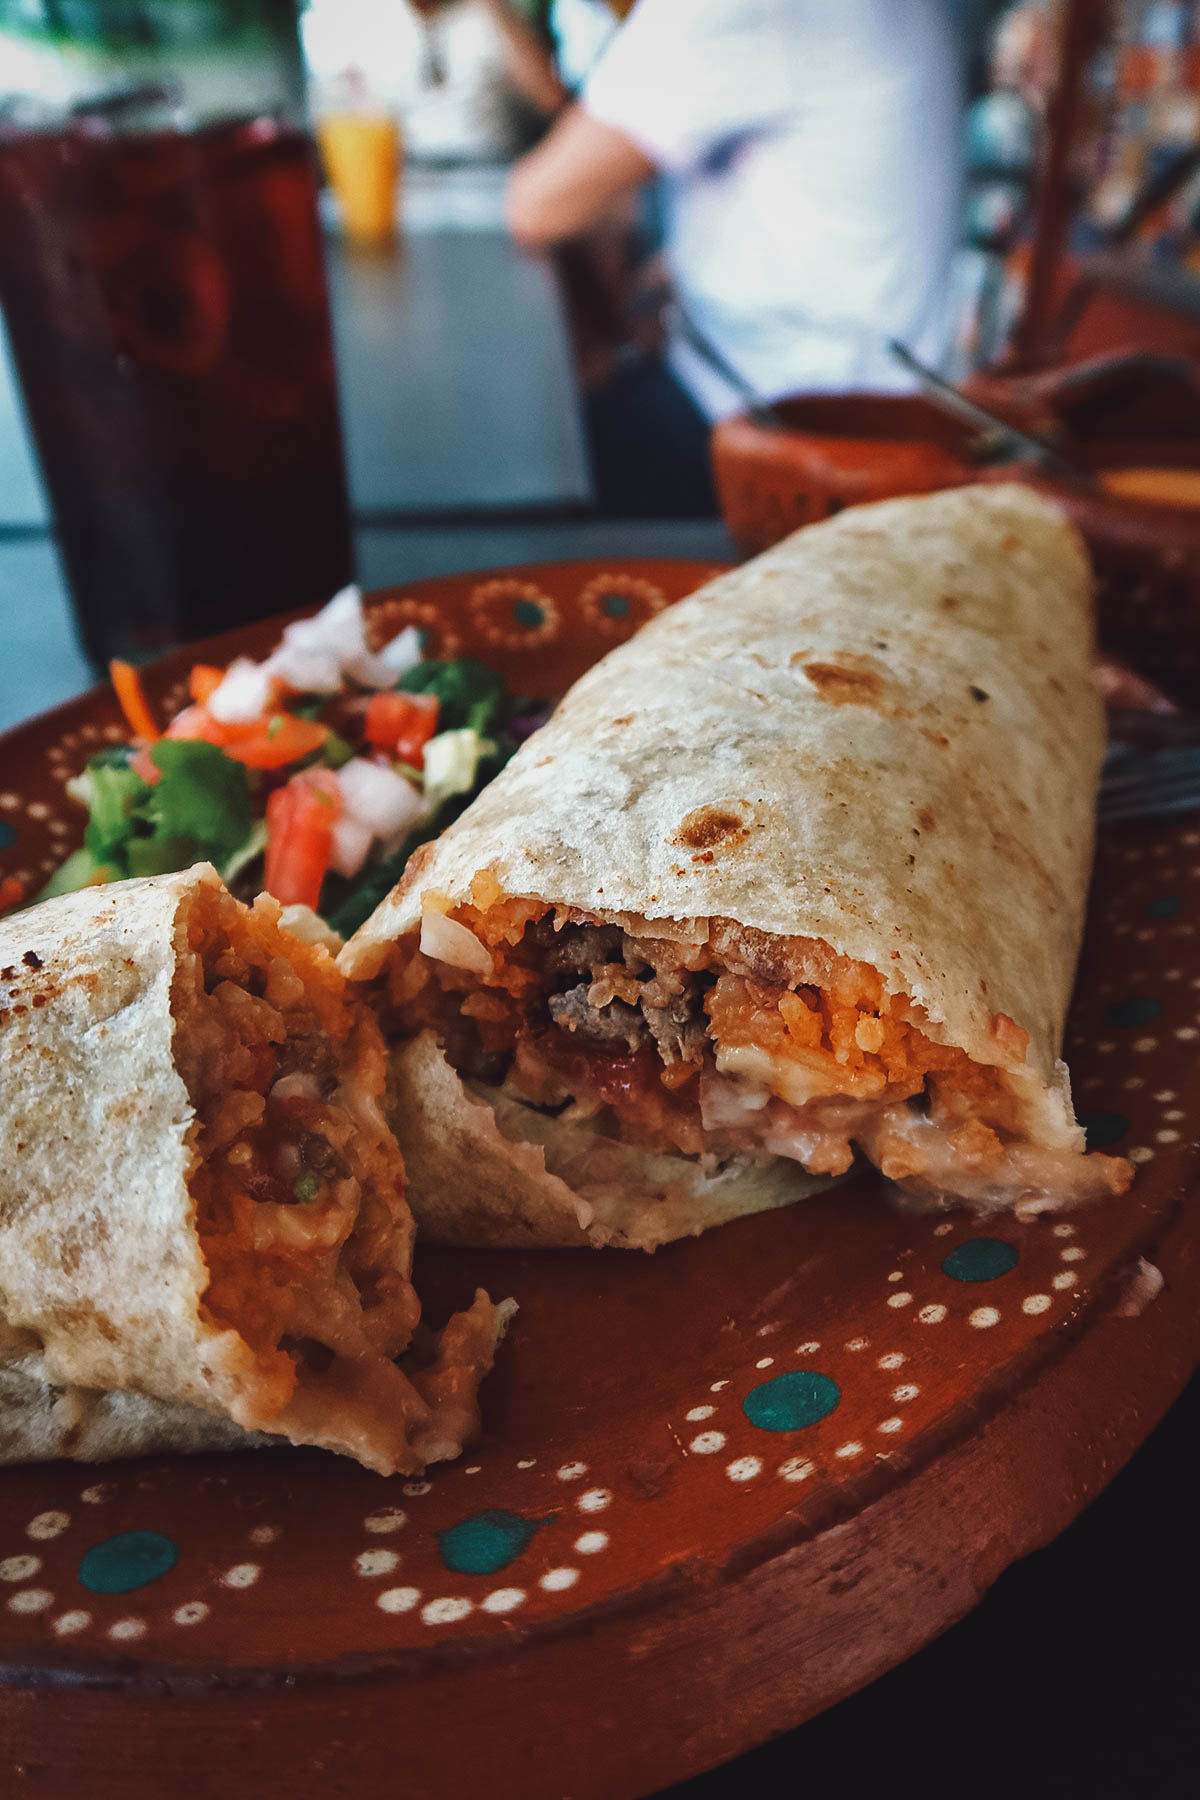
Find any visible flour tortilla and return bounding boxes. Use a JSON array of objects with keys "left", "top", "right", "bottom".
[
  {"left": 0, "top": 867, "right": 509, "bottom": 1469},
  {"left": 387, "top": 1032, "right": 833, "bottom": 1251},
  {"left": 344, "top": 485, "right": 1120, "bottom": 1242}
]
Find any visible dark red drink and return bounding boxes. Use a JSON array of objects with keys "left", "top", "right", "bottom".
[{"left": 0, "top": 114, "right": 353, "bottom": 667}]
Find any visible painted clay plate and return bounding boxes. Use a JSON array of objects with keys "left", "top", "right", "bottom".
[{"left": 1, "top": 559, "right": 1198, "bottom": 1799}]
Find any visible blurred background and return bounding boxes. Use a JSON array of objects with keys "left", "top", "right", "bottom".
[{"left": 4, "top": 0, "right": 1200, "bottom": 721}]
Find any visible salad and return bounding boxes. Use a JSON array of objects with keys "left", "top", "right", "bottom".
[{"left": 40, "top": 586, "right": 547, "bottom": 939}]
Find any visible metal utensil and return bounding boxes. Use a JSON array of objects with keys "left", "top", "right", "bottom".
[
  {"left": 670, "top": 303, "right": 789, "bottom": 430},
  {"left": 887, "top": 340, "right": 1093, "bottom": 484},
  {"left": 1099, "top": 739, "right": 1200, "bottom": 823}
]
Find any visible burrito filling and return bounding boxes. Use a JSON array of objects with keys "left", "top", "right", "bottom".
[
  {"left": 392, "top": 888, "right": 1131, "bottom": 1211},
  {"left": 173, "top": 883, "right": 437, "bottom": 1462}
]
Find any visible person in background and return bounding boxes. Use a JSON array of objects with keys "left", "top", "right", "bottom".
[
  {"left": 506, "top": 0, "right": 965, "bottom": 516},
  {"left": 304, "top": 0, "right": 567, "bottom": 164}
]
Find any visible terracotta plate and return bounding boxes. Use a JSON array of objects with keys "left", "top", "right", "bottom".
[{"left": 1, "top": 559, "right": 1198, "bottom": 1800}]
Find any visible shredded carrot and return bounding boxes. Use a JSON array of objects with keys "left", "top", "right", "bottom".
[
  {"left": 0, "top": 876, "right": 24, "bottom": 913},
  {"left": 109, "top": 659, "right": 161, "bottom": 744},
  {"left": 189, "top": 664, "right": 225, "bottom": 706}
]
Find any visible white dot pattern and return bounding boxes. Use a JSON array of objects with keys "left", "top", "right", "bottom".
[
  {"left": 53, "top": 1611, "right": 91, "bottom": 1636},
  {"left": 481, "top": 1588, "right": 525, "bottom": 1614},
  {"left": 363, "top": 1508, "right": 407, "bottom": 1535},
  {"left": 220, "top": 1563, "right": 260, "bottom": 1589},
  {"left": 8, "top": 1589, "right": 52, "bottom": 1614},
  {"left": 689, "top": 1431, "right": 726, "bottom": 1455},
  {"left": 556, "top": 1462, "right": 587, "bottom": 1481},
  {"left": 421, "top": 1597, "right": 472, "bottom": 1625},
  {"left": 686, "top": 1405, "right": 715, "bottom": 1422},
  {"left": 540, "top": 1568, "right": 579, "bottom": 1592},
  {"left": 0, "top": 1556, "right": 40, "bottom": 1583},
  {"left": 355, "top": 1550, "right": 399, "bottom": 1578},
  {"left": 574, "top": 1532, "right": 609, "bottom": 1554},
  {"left": 26, "top": 1511, "right": 69, "bottom": 1541},
  {"left": 576, "top": 1488, "right": 612, "bottom": 1513},
  {"left": 726, "top": 1457, "right": 762, "bottom": 1482},
  {"left": 108, "top": 1618, "right": 146, "bottom": 1642},
  {"left": 377, "top": 1587, "right": 421, "bottom": 1615}
]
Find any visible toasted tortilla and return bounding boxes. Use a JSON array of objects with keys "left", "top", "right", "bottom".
[
  {"left": 344, "top": 485, "right": 1129, "bottom": 1241},
  {"left": 0, "top": 866, "right": 510, "bottom": 1471}
]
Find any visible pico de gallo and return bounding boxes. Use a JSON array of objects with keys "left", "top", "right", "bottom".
[{"left": 40, "top": 586, "right": 548, "bottom": 938}]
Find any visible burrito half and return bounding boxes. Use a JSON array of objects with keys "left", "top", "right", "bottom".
[
  {"left": 342, "top": 486, "right": 1131, "bottom": 1245},
  {"left": 0, "top": 866, "right": 510, "bottom": 1470}
]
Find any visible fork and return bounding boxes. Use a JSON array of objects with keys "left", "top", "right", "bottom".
[{"left": 1099, "top": 739, "right": 1200, "bottom": 824}]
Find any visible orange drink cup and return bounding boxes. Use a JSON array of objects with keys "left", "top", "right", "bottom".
[{"left": 317, "top": 112, "right": 401, "bottom": 247}]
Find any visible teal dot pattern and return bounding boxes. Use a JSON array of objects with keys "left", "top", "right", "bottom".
[
  {"left": 513, "top": 599, "right": 545, "bottom": 629},
  {"left": 0, "top": 822, "right": 15, "bottom": 850},
  {"left": 743, "top": 1370, "right": 840, "bottom": 1433},
  {"left": 437, "top": 1510, "right": 554, "bottom": 1576},
  {"left": 600, "top": 591, "right": 631, "bottom": 617},
  {"left": 1104, "top": 995, "right": 1160, "bottom": 1028},
  {"left": 1081, "top": 1111, "right": 1130, "bottom": 1150},
  {"left": 941, "top": 1238, "right": 1019, "bottom": 1283},
  {"left": 78, "top": 1530, "right": 178, "bottom": 1595},
  {"left": 1144, "top": 896, "right": 1181, "bottom": 919}
]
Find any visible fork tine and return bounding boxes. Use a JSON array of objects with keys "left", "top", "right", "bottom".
[
  {"left": 1099, "top": 784, "right": 1200, "bottom": 823},
  {"left": 1100, "top": 746, "right": 1200, "bottom": 794}
]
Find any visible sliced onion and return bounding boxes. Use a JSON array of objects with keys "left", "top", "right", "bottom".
[{"left": 419, "top": 911, "right": 493, "bottom": 976}]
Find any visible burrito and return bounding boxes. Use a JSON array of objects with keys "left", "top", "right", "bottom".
[
  {"left": 342, "top": 485, "right": 1131, "bottom": 1248},
  {"left": 0, "top": 866, "right": 510, "bottom": 1471}
]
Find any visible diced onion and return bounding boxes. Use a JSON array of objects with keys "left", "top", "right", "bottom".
[
  {"left": 699, "top": 1072, "right": 772, "bottom": 1132},
  {"left": 265, "top": 585, "right": 368, "bottom": 694},
  {"left": 329, "top": 812, "right": 375, "bottom": 880},
  {"left": 277, "top": 904, "right": 345, "bottom": 953},
  {"left": 419, "top": 911, "right": 493, "bottom": 975},
  {"left": 208, "top": 656, "right": 276, "bottom": 723},
  {"left": 344, "top": 625, "right": 425, "bottom": 689},
  {"left": 337, "top": 757, "right": 427, "bottom": 837},
  {"left": 271, "top": 1072, "right": 322, "bottom": 1102}
]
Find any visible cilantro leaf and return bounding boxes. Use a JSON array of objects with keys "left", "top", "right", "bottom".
[
  {"left": 144, "top": 740, "right": 252, "bottom": 870},
  {"left": 395, "top": 659, "right": 507, "bottom": 735}
]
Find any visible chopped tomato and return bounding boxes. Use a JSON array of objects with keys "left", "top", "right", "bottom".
[
  {"left": 189, "top": 663, "right": 226, "bottom": 705},
  {"left": 263, "top": 769, "right": 341, "bottom": 910},
  {"left": 109, "top": 659, "right": 160, "bottom": 744},
  {"left": 364, "top": 690, "right": 439, "bottom": 767},
  {"left": 165, "top": 703, "right": 328, "bottom": 770}
]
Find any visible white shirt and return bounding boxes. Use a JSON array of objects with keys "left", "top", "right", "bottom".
[{"left": 582, "top": 0, "right": 963, "bottom": 418}]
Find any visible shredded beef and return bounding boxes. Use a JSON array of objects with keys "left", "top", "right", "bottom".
[
  {"left": 549, "top": 982, "right": 646, "bottom": 1050},
  {"left": 534, "top": 918, "right": 623, "bottom": 975},
  {"left": 642, "top": 991, "right": 708, "bottom": 1066}
]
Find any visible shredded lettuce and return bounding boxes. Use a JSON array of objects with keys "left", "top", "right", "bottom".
[
  {"left": 422, "top": 728, "right": 493, "bottom": 812},
  {"left": 41, "top": 739, "right": 252, "bottom": 896}
]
